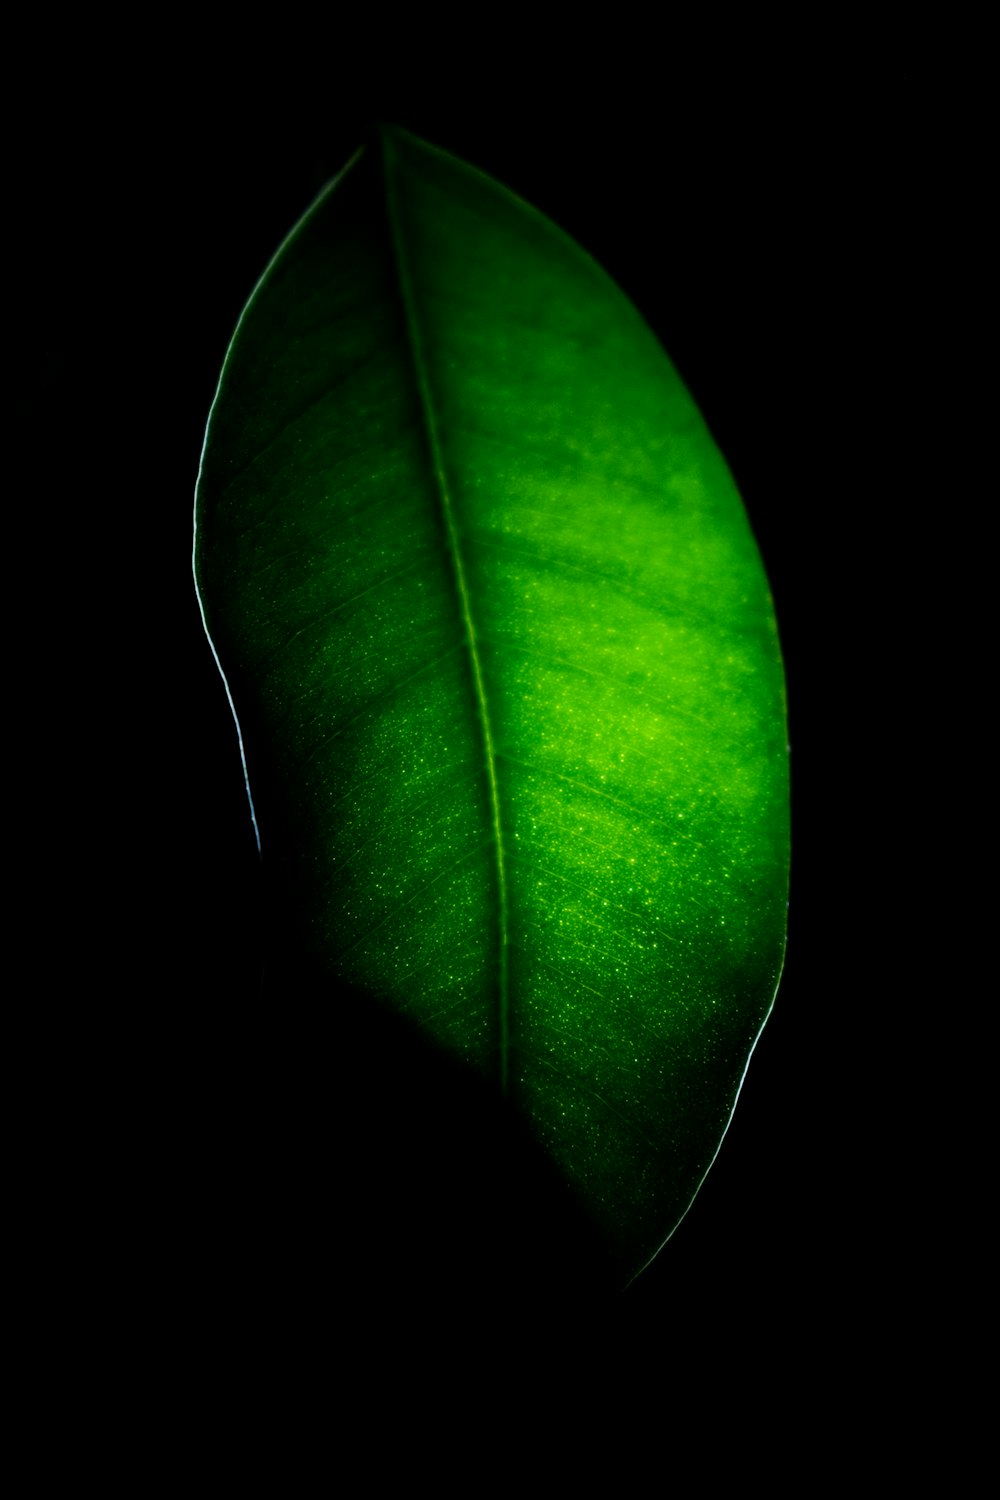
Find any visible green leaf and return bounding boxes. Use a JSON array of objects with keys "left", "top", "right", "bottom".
[{"left": 194, "top": 125, "right": 789, "bottom": 1286}]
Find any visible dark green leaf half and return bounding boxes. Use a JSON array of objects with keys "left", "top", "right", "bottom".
[{"left": 194, "top": 126, "right": 789, "bottom": 1284}]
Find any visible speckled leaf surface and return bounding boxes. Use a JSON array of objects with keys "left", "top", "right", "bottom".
[{"left": 194, "top": 126, "right": 788, "bottom": 1282}]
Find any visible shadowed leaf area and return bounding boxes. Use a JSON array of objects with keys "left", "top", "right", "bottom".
[{"left": 195, "top": 125, "right": 788, "bottom": 1288}]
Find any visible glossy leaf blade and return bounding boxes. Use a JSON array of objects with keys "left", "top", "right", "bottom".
[{"left": 195, "top": 127, "right": 789, "bottom": 1280}]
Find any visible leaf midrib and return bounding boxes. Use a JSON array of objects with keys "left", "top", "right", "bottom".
[{"left": 380, "top": 129, "right": 511, "bottom": 1094}]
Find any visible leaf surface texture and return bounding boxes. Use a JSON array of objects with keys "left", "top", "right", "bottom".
[{"left": 195, "top": 127, "right": 789, "bottom": 1279}]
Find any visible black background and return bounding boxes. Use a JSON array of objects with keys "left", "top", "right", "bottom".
[{"left": 20, "top": 29, "right": 963, "bottom": 1456}]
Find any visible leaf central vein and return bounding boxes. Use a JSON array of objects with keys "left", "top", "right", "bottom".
[{"left": 383, "top": 133, "right": 511, "bottom": 1094}]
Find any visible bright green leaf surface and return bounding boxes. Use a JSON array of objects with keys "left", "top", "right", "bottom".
[{"left": 194, "top": 126, "right": 789, "bottom": 1283}]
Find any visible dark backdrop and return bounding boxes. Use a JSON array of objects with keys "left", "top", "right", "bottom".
[{"left": 19, "top": 40, "right": 943, "bottom": 1453}]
